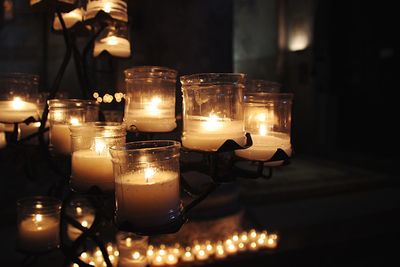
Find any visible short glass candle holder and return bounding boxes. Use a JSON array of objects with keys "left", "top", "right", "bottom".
[
  {"left": 48, "top": 99, "right": 99, "bottom": 155},
  {"left": 180, "top": 73, "right": 246, "bottom": 151},
  {"left": 110, "top": 140, "right": 182, "bottom": 234},
  {"left": 235, "top": 92, "right": 293, "bottom": 164},
  {"left": 70, "top": 122, "right": 126, "bottom": 193},
  {"left": 116, "top": 232, "right": 149, "bottom": 267},
  {"left": 124, "top": 66, "right": 178, "bottom": 133},
  {"left": 85, "top": 0, "right": 128, "bottom": 22},
  {"left": 65, "top": 196, "right": 95, "bottom": 241},
  {"left": 0, "top": 72, "right": 40, "bottom": 124},
  {"left": 16, "top": 196, "right": 61, "bottom": 253}
]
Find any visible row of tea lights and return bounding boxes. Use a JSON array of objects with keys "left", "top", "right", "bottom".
[{"left": 72, "top": 230, "right": 278, "bottom": 267}]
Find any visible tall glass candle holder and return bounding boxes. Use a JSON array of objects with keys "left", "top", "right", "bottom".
[
  {"left": 110, "top": 141, "right": 181, "bottom": 233},
  {"left": 116, "top": 232, "right": 148, "bottom": 267},
  {"left": 235, "top": 92, "right": 293, "bottom": 165},
  {"left": 48, "top": 99, "right": 99, "bottom": 155},
  {"left": 70, "top": 122, "right": 126, "bottom": 193},
  {"left": 180, "top": 73, "right": 246, "bottom": 151},
  {"left": 124, "top": 66, "right": 178, "bottom": 132},
  {"left": 16, "top": 196, "right": 61, "bottom": 253}
]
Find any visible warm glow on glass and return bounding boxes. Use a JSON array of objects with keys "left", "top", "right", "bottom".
[
  {"left": 202, "top": 113, "right": 223, "bottom": 131},
  {"left": 34, "top": 214, "right": 43, "bottom": 222},
  {"left": 70, "top": 117, "right": 80, "bottom": 125},
  {"left": 105, "top": 36, "right": 119, "bottom": 45},
  {"left": 145, "top": 96, "right": 162, "bottom": 116},
  {"left": 103, "top": 2, "right": 112, "bottom": 13},
  {"left": 94, "top": 139, "right": 107, "bottom": 154},
  {"left": 11, "top": 97, "right": 24, "bottom": 110}
]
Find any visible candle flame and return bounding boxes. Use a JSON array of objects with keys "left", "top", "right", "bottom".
[
  {"left": 34, "top": 214, "right": 43, "bottom": 222},
  {"left": 11, "top": 97, "right": 25, "bottom": 110},
  {"left": 81, "top": 220, "right": 88, "bottom": 227},
  {"left": 94, "top": 139, "right": 107, "bottom": 154},
  {"left": 203, "top": 113, "right": 223, "bottom": 131},
  {"left": 35, "top": 203, "right": 43, "bottom": 209},
  {"left": 144, "top": 167, "right": 156, "bottom": 183},
  {"left": 105, "top": 36, "right": 119, "bottom": 46},
  {"left": 145, "top": 96, "right": 162, "bottom": 116},
  {"left": 70, "top": 117, "right": 80, "bottom": 125},
  {"left": 132, "top": 251, "right": 141, "bottom": 260}
]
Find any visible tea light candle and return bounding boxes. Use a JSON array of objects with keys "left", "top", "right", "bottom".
[
  {"left": 53, "top": 8, "right": 83, "bottom": 30},
  {"left": 181, "top": 249, "right": 194, "bottom": 262},
  {"left": 71, "top": 139, "right": 114, "bottom": 192},
  {"left": 51, "top": 117, "right": 80, "bottom": 155},
  {"left": 0, "top": 97, "right": 38, "bottom": 123},
  {"left": 93, "top": 36, "right": 131, "bottom": 58},
  {"left": 18, "top": 214, "right": 59, "bottom": 252},
  {"left": 165, "top": 253, "right": 178, "bottom": 265},
  {"left": 119, "top": 251, "right": 147, "bottom": 267},
  {"left": 152, "top": 255, "right": 165, "bottom": 266},
  {"left": 125, "top": 96, "right": 176, "bottom": 132},
  {"left": 182, "top": 114, "right": 245, "bottom": 151},
  {"left": 195, "top": 249, "right": 208, "bottom": 261},
  {"left": 115, "top": 168, "right": 180, "bottom": 227}
]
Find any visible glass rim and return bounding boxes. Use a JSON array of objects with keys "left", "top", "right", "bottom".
[
  {"left": 48, "top": 98, "right": 99, "bottom": 108},
  {"left": 244, "top": 92, "right": 294, "bottom": 102},
  {"left": 70, "top": 121, "right": 127, "bottom": 136},
  {"left": 0, "top": 72, "right": 40, "bottom": 81},
  {"left": 124, "top": 66, "right": 178, "bottom": 80},
  {"left": 180, "top": 73, "right": 246, "bottom": 86},
  {"left": 110, "top": 140, "right": 181, "bottom": 153},
  {"left": 17, "top": 196, "right": 61, "bottom": 213}
]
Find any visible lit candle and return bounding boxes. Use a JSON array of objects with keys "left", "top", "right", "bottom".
[
  {"left": 0, "top": 97, "right": 39, "bottom": 123},
  {"left": 53, "top": 8, "right": 83, "bottom": 30},
  {"left": 165, "top": 253, "right": 178, "bottom": 265},
  {"left": 115, "top": 167, "right": 180, "bottom": 228},
  {"left": 71, "top": 139, "right": 114, "bottom": 192},
  {"left": 119, "top": 251, "right": 147, "bottom": 267},
  {"left": 214, "top": 246, "right": 226, "bottom": 259},
  {"left": 125, "top": 96, "right": 176, "bottom": 132},
  {"left": 18, "top": 213, "right": 59, "bottom": 252},
  {"left": 266, "top": 234, "right": 278, "bottom": 249},
  {"left": 50, "top": 117, "right": 80, "bottom": 155},
  {"left": 195, "top": 249, "right": 208, "bottom": 261},
  {"left": 182, "top": 113, "right": 245, "bottom": 151},
  {"left": 67, "top": 213, "right": 95, "bottom": 240},
  {"left": 181, "top": 248, "right": 194, "bottom": 262},
  {"left": 152, "top": 255, "right": 165, "bottom": 266},
  {"left": 224, "top": 241, "right": 237, "bottom": 255},
  {"left": 93, "top": 36, "right": 131, "bottom": 58}
]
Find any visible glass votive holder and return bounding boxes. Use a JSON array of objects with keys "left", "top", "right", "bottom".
[
  {"left": 110, "top": 140, "right": 181, "bottom": 233},
  {"left": 235, "top": 92, "right": 293, "bottom": 164},
  {"left": 116, "top": 232, "right": 149, "bottom": 267},
  {"left": 53, "top": 8, "right": 83, "bottom": 30},
  {"left": 85, "top": 0, "right": 128, "bottom": 22},
  {"left": 93, "top": 21, "right": 131, "bottom": 58},
  {"left": 180, "top": 73, "right": 247, "bottom": 151},
  {"left": 124, "top": 66, "right": 178, "bottom": 132},
  {"left": 66, "top": 196, "right": 95, "bottom": 241},
  {"left": 0, "top": 73, "right": 40, "bottom": 124},
  {"left": 70, "top": 122, "right": 126, "bottom": 193},
  {"left": 16, "top": 196, "right": 61, "bottom": 253},
  {"left": 48, "top": 99, "right": 99, "bottom": 155}
]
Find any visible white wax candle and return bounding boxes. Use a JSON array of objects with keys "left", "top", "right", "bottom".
[
  {"left": 50, "top": 124, "right": 72, "bottom": 155},
  {"left": 119, "top": 252, "right": 147, "bottom": 267},
  {"left": 115, "top": 169, "right": 180, "bottom": 227},
  {"left": 182, "top": 116, "right": 245, "bottom": 151},
  {"left": 18, "top": 215, "right": 59, "bottom": 252},
  {"left": 125, "top": 98, "right": 176, "bottom": 132},
  {"left": 93, "top": 36, "right": 131, "bottom": 58},
  {"left": 71, "top": 147, "right": 114, "bottom": 192},
  {"left": 0, "top": 98, "right": 38, "bottom": 123},
  {"left": 53, "top": 8, "right": 83, "bottom": 30},
  {"left": 67, "top": 214, "right": 95, "bottom": 240},
  {"left": 235, "top": 134, "right": 292, "bottom": 164}
]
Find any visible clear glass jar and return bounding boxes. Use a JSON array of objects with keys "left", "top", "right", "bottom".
[
  {"left": 116, "top": 232, "right": 148, "bottom": 267},
  {"left": 180, "top": 73, "right": 246, "bottom": 151},
  {"left": 0, "top": 73, "right": 40, "bottom": 124},
  {"left": 70, "top": 122, "right": 126, "bottom": 193},
  {"left": 65, "top": 196, "right": 95, "bottom": 241},
  {"left": 85, "top": 0, "right": 128, "bottom": 22},
  {"left": 124, "top": 66, "right": 178, "bottom": 132},
  {"left": 110, "top": 140, "right": 181, "bottom": 232},
  {"left": 235, "top": 92, "right": 293, "bottom": 164},
  {"left": 16, "top": 196, "right": 61, "bottom": 252},
  {"left": 47, "top": 99, "right": 99, "bottom": 155},
  {"left": 93, "top": 21, "right": 131, "bottom": 58}
]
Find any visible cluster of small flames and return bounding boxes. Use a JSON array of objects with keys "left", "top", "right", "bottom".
[{"left": 72, "top": 229, "right": 278, "bottom": 266}]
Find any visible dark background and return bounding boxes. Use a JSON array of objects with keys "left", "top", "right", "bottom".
[{"left": 1, "top": 0, "right": 399, "bottom": 266}]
